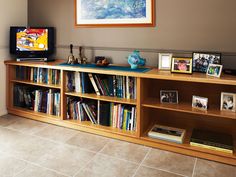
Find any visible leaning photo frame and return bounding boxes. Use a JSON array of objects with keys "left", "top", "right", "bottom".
[{"left": 158, "top": 53, "right": 172, "bottom": 70}]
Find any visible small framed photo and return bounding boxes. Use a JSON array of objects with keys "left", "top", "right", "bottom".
[
  {"left": 158, "top": 53, "right": 172, "bottom": 70},
  {"left": 160, "top": 90, "right": 178, "bottom": 104},
  {"left": 221, "top": 92, "right": 236, "bottom": 112},
  {"left": 171, "top": 57, "right": 192, "bottom": 74},
  {"left": 192, "top": 96, "right": 208, "bottom": 111},
  {"left": 206, "top": 64, "right": 223, "bottom": 78},
  {"left": 193, "top": 52, "right": 221, "bottom": 73}
]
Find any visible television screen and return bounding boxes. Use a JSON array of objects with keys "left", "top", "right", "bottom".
[
  {"left": 16, "top": 28, "right": 48, "bottom": 51},
  {"left": 10, "top": 26, "right": 55, "bottom": 59}
]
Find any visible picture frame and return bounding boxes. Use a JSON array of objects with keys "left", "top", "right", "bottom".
[
  {"left": 160, "top": 90, "right": 178, "bottom": 104},
  {"left": 158, "top": 53, "right": 173, "bottom": 70},
  {"left": 74, "top": 0, "right": 155, "bottom": 27},
  {"left": 206, "top": 64, "right": 223, "bottom": 78},
  {"left": 171, "top": 57, "right": 193, "bottom": 74},
  {"left": 192, "top": 95, "right": 208, "bottom": 111},
  {"left": 221, "top": 92, "right": 236, "bottom": 112},
  {"left": 192, "top": 52, "right": 221, "bottom": 73}
]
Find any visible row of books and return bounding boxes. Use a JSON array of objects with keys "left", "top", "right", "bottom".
[
  {"left": 148, "top": 124, "right": 234, "bottom": 154},
  {"left": 67, "top": 97, "right": 136, "bottom": 131},
  {"left": 14, "top": 85, "right": 61, "bottom": 116},
  {"left": 66, "top": 72, "right": 136, "bottom": 99},
  {"left": 15, "top": 66, "right": 61, "bottom": 85}
]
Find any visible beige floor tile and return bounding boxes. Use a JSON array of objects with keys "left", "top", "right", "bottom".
[
  {"left": 193, "top": 159, "right": 236, "bottom": 177},
  {"left": 100, "top": 139, "right": 150, "bottom": 163},
  {"left": 142, "top": 148, "right": 195, "bottom": 177},
  {"left": 75, "top": 154, "right": 138, "bottom": 177},
  {"left": 15, "top": 163, "right": 67, "bottom": 177},
  {"left": 0, "top": 114, "right": 20, "bottom": 127},
  {"left": 7, "top": 134, "right": 57, "bottom": 163},
  {"left": 0, "top": 153, "right": 28, "bottom": 177},
  {"left": 66, "top": 131, "right": 110, "bottom": 152},
  {"left": 37, "top": 144, "right": 96, "bottom": 176},
  {"left": 134, "top": 166, "right": 184, "bottom": 177},
  {"left": 0, "top": 127, "right": 27, "bottom": 152},
  {"left": 6, "top": 118, "right": 47, "bottom": 134},
  {"left": 33, "top": 124, "right": 78, "bottom": 143}
]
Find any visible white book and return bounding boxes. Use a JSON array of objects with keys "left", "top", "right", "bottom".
[
  {"left": 126, "top": 76, "right": 130, "bottom": 99},
  {"left": 75, "top": 72, "right": 81, "bottom": 93},
  {"left": 97, "top": 100, "right": 100, "bottom": 125},
  {"left": 130, "top": 107, "right": 135, "bottom": 131},
  {"left": 88, "top": 73, "right": 100, "bottom": 95}
]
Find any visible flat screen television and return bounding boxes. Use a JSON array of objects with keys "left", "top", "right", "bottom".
[{"left": 10, "top": 26, "right": 55, "bottom": 61}]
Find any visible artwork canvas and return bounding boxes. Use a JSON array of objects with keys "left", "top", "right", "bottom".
[{"left": 75, "top": 0, "right": 155, "bottom": 27}]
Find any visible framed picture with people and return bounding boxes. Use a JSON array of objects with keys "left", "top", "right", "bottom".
[
  {"left": 192, "top": 52, "right": 221, "bottom": 73},
  {"left": 221, "top": 92, "right": 236, "bottom": 112},
  {"left": 160, "top": 90, "right": 178, "bottom": 104},
  {"left": 171, "top": 57, "right": 192, "bottom": 74},
  {"left": 192, "top": 95, "right": 208, "bottom": 111}
]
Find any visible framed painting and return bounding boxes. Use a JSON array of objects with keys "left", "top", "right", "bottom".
[{"left": 74, "top": 0, "right": 155, "bottom": 27}]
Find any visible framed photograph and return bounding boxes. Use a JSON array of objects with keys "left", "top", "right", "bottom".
[
  {"left": 221, "top": 92, "right": 236, "bottom": 112},
  {"left": 75, "top": 0, "right": 155, "bottom": 27},
  {"left": 206, "top": 64, "right": 223, "bottom": 78},
  {"left": 160, "top": 90, "right": 178, "bottom": 104},
  {"left": 192, "top": 96, "right": 208, "bottom": 111},
  {"left": 171, "top": 57, "right": 192, "bottom": 74},
  {"left": 192, "top": 52, "right": 221, "bottom": 73},
  {"left": 158, "top": 53, "right": 172, "bottom": 70}
]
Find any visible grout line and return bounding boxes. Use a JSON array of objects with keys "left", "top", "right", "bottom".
[
  {"left": 131, "top": 148, "right": 151, "bottom": 177},
  {"left": 192, "top": 158, "right": 198, "bottom": 177},
  {"left": 141, "top": 164, "right": 188, "bottom": 177},
  {"left": 13, "top": 165, "right": 28, "bottom": 177},
  {"left": 71, "top": 140, "right": 112, "bottom": 177}
]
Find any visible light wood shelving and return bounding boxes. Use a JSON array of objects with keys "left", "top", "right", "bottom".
[
  {"left": 65, "top": 92, "right": 136, "bottom": 105},
  {"left": 4, "top": 59, "right": 236, "bottom": 166}
]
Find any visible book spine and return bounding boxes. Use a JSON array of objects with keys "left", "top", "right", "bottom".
[{"left": 88, "top": 73, "right": 100, "bottom": 95}]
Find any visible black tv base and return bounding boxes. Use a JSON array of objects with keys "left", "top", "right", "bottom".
[{"left": 16, "top": 58, "right": 55, "bottom": 62}]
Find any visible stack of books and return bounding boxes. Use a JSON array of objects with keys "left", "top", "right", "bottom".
[
  {"left": 66, "top": 72, "right": 136, "bottom": 99},
  {"left": 14, "top": 85, "right": 61, "bottom": 116},
  {"left": 67, "top": 98, "right": 97, "bottom": 124},
  {"left": 148, "top": 124, "right": 186, "bottom": 144},
  {"left": 190, "top": 129, "right": 234, "bottom": 154},
  {"left": 109, "top": 103, "right": 136, "bottom": 131},
  {"left": 15, "top": 66, "right": 61, "bottom": 85},
  {"left": 66, "top": 98, "right": 137, "bottom": 131}
]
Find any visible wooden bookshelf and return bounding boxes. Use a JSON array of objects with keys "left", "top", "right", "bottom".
[{"left": 4, "top": 60, "right": 236, "bottom": 165}]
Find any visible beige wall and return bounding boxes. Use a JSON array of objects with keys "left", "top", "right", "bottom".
[
  {"left": 28, "top": 0, "right": 236, "bottom": 67},
  {"left": 0, "top": 0, "right": 28, "bottom": 116}
]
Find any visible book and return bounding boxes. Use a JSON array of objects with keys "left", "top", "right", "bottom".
[
  {"left": 98, "top": 101, "right": 110, "bottom": 126},
  {"left": 190, "top": 129, "right": 233, "bottom": 153},
  {"left": 148, "top": 124, "right": 186, "bottom": 144},
  {"left": 88, "top": 73, "right": 100, "bottom": 95}
]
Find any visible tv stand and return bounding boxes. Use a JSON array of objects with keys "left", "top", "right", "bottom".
[{"left": 16, "top": 58, "right": 54, "bottom": 62}]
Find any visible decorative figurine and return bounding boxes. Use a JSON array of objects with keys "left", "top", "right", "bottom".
[
  {"left": 67, "top": 44, "right": 76, "bottom": 64},
  {"left": 128, "top": 50, "right": 146, "bottom": 69},
  {"left": 77, "top": 46, "right": 87, "bottom": 64}
]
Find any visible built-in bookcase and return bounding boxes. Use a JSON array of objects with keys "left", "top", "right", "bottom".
[{"left": 4, "top": 60, "right": 236, "bottom": 165}]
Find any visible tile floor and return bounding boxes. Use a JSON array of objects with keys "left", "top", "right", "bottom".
[{"left": 0, "top": 114, "right": 235, "bottom": 177}]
